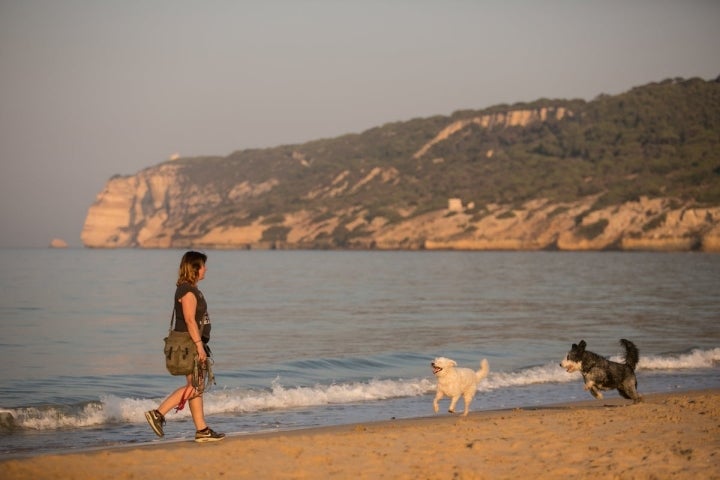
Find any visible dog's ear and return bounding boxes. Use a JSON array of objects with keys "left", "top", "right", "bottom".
[{"left": 578, "top": 340, "right": 586, "bottom": 350}]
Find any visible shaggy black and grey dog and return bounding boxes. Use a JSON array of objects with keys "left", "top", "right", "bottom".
[{"left": 560, "top": 339, "right": 643, "bottom": 403}]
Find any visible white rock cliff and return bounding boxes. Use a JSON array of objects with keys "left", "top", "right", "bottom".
[{"left": 81, "top": 164, "right": 720, "bottom": 251}]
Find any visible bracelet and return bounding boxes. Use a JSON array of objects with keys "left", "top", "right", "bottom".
[{"left": 194, "top": 340, "right": 202, "bottom": 344}]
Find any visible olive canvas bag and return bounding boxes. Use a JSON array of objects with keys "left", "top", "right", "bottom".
[{"left": 163, "top": 309, "right": 198, "bottom": 376}]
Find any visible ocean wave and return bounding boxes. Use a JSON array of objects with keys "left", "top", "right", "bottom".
[
  {"left": 636, "top": 347, "right": 720, "bottom": 370},
  {"left": 1, "top": 402, "right": 106, "bottom": 431},
  {"left": 2, "top": 347, "right": 717, "bottom": 432},
  {"left": 599, "top": 346, "right": 720, "bottom": 370}
]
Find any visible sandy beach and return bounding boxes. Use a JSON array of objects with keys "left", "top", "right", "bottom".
[{"left": 2, "top": 389, "right": 718, "bottom": 480}]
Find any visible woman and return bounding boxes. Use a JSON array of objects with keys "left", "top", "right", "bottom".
[{"left": 145, "top": 251, "right": 225, "bottom": 442}]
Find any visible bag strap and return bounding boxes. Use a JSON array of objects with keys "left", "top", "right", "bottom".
[{"left": 168, "top": 307, "right": 176, "bottom": 334}]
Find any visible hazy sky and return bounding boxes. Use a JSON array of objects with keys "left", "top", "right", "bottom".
[{"left": 1, "top": 1, "right": 718, "bottom": 247}]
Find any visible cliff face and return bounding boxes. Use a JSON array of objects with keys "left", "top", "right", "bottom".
[
  {"left": 81, "top": 78, "right": 720, "bottom": 251},
  {"left": 412, "top": 107, "right": 570, "bottom": 159},
  {"left": 81, "top": 163, "right": 720, "bottom": 251}
]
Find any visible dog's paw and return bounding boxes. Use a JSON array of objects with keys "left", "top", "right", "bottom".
[{"left": 589, "top": 389, "right": 603, "bottom": 399}]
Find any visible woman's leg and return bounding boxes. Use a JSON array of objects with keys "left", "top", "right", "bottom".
[
  {"left": 188, "top": 394, "right": 207, "bottom": 431},
  {"left": 147, "top": 375, "right": 215, "bottom": 438},
  {"left": 156, "top": 376, "right": 197, "bottom": 416}
]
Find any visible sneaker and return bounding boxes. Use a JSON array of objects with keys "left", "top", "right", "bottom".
[
  {"left": 144, "top": 410, "right": 165, "bottom": 437},
  {"left": 194, "top": 427, "right": 225, "bottom": 443}
]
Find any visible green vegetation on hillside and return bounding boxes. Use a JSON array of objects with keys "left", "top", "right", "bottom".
[{"left": 166, "top": 77, "right": 720, "bottom": 228}]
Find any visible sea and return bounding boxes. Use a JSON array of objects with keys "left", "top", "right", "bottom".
[{"left": 0, "top": 248, "right": 718, "bottom": 459}]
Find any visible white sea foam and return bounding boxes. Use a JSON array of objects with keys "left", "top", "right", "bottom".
[
  {"left": 485, "top": 362, "right": 572, "bottom": 390},
  {"left": 10, "top": 403, "right": 106, "bottom": 430},
  {"left": 609, "top": 347, "right": 720, "bottom": 370}
]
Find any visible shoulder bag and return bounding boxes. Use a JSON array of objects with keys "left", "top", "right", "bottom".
[{"left": 163, "top": 309, "right": 198, "bottom": 376}]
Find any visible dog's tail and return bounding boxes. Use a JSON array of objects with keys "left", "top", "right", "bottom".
[
  {"left": 476, "top": 358, "right": 490, "bottom": 382},
  {"left": 620, "top": 339, "right": 639, "bottom": 371}
]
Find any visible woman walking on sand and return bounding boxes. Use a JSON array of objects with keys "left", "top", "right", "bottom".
[{"left": 145, "top": 251, "right": 225, "bottom": 442}]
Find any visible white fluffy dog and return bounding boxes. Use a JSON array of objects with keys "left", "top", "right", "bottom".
[{"left": 431, "top": 357, "right": 489, "bottom": 416}]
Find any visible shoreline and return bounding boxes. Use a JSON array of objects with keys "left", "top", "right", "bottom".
[{"left": 2, "top": 388, "right": 718, "bottom": 479}]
